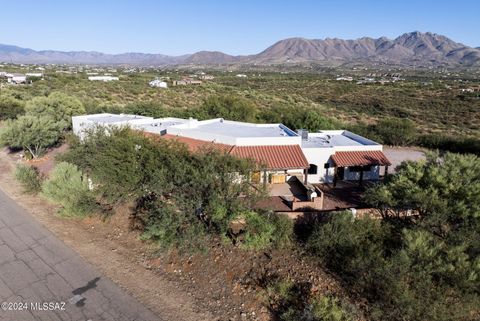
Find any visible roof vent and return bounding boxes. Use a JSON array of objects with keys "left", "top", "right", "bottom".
[{"left": 297, "top": 129, "right": 309, "bottom": 140}]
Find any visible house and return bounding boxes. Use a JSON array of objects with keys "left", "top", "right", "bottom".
[
  {"left": 72, "top": 113, "right": 188, "bottom": 140},
  {"left": 8, "top": 73, "right": 27, "bottom": 84},
  {"left": 199, "top": 74, "right": 215, "bottom": 80},
  {"left": 336, "top": 76, "right": 353, "bottom": 81},
  {"left": 299, "top": 130, "right": 391, "bottom": 186},
  {"left": 149, "top": 79, "right": 168, "bottom": 88},
  {"left": 166, "top": 118, "right": 310, "bottom": 184},
  {"left": 25, "top": 73, "right": 43, "bottom": 78},
  {"left": 88, "top": 76, "right": 119, "bottom": 82},
  {"left": 235, "top": 74, "right": 247, "bottom": 78},
  {"left": 72, "top": 114, "right": 390, "bottom": 187},
  {"left": 172, "top": 78, "right": 202, "bottom": 86}
]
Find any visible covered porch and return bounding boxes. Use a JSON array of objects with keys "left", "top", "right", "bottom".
[{"left": 331, "top": 150, "right": 391, "bottom": 187}]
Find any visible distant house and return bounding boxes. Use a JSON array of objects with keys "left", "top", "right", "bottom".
[
  {"left": 149, "top": 79, "right": 168, "bottom": 88},
  {"left": 235, "top": 74, "right": 247, "bottom": 78},
  {"left": 336, "top": 76, "right": 353, "bottom": 81},
  {"left": 8, "top": 73, "right": 27, "bottom": 84},
  {"left": 88, "top": 76, "right": 119, "bottom": 82},
  {"left": 172, "top": 78, "right": 202, "bottom": 86},
  {"left": 199, "top": 74, "right": 215, "bottom": 80},
  {"left": 25, "top": 73, "right": 43, "bottom": 77}
]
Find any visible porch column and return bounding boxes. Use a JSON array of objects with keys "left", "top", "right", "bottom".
[
  {"left": 359, "top": 168, "right": 364, "bottom": 186},
  {"left": 333, "top": 166, "right": 338, "bottom": 187},
  {"left": 303, "top": 168, "right": 308, "bottom": 184},
  {"left": 384, "top": 165, "right": 389, "bottom": 177},
  {"left": 263, "top": 170, "right": 267, "bottom": 186}
]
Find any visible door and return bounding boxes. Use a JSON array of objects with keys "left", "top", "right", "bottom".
[{"left": 337, "top": 167, "right": 345, "bottom": 180}]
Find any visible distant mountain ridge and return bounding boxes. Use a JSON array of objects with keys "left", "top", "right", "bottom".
[{"left": 1, "top": 32, "right": 479, "bottom": 67}]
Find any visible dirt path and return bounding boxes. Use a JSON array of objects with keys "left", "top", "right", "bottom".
[{"left": 0, "top": 148, "right": 214, "bottom": 321}]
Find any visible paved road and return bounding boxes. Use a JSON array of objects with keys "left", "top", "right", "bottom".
[{"left": 0, "top": 189, "right": 160, "bottom": 321}]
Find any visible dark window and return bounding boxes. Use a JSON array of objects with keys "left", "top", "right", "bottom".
[
  {"left": 349, "top": 165, "right": 372, "bottom": 172},
  {"left": 308, "top": 164, "right": 318, "bottom": 175},
  {"left": 324, "top": 163, "right": 330, "bottom": 169}
]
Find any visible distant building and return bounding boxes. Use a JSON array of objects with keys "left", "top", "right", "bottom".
[
  {"left": 199, "top": 74, "right": 215, "bottom": 80},
  {"left": 88, "top": 76, "right": 119, "bottom": 82},
  {"left": 149, "top": 79, "right": 168, "bottom": 88},
  {"left": 25, "top": 73, "right": 43, "bottom": 78},
  {"left": 172, "top": 78, "right": 202, "bottom": 86},
  {"left": 336, "top": 76, "right": 353, "bottom": 81},
  {"left": 8, "top": 73, "right": 27, "bottom": 84},
  {"left": 235, "top": 74, "right": 247, "bottom": 78}
]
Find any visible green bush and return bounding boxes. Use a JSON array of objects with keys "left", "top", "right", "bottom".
[
  {"left": 198, "top": 95, "right": 258, "bottom": 122},
  {"left": 139, "top": 200, "right": 208, "bottom": 251},
  {"left": 61, "top": 128, "right": 263, "bottom": 251},
  {"left": 307, "top": 153, "right": 480, "bottom": 321},
  {"left": 42, "top": 162, "right": 96, "bottom": 217},
  {"left": 0, "top": 94, "right": 25, "bottom": 120},
  {"left": 25, "top": 92, "right": 85, "bottom": 130},
  {"left": 0, "top": 115, "right": 63, "bottom": 158},
  {"left": 417, "top": 133, "right": 480, "bottom": 155},
  {"left": 14, "top": 164, "right": 42, "bottom": 194},
  {"left": 265, "top": 280, "right": 354, "bottom": 321},
  {"left": 241, "top": 211, "right": 294, "bottom": 250},
  {"left": 311, "top": 296, "right": 352, "bottom": 321},
  {"left": 374, "top": 118, "right": 416, "bottom": 146},
  {"left": 242, "top": 211, "right": 276, "bottom": 250}
]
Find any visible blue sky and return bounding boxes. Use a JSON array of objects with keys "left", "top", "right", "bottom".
[{"left": 2, "top": 0, "right": 479, "bottom": 55}]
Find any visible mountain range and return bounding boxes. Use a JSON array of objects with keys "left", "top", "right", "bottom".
[{"left": 1, "top": 32, "right": 479, "bottom": 67}]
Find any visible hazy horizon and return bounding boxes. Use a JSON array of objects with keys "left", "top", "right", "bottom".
[{"left": 2, "top": 0, "right": 479, "bottom": 55}]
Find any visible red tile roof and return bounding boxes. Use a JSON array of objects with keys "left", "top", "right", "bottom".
[
  {"left": 230, "top": 145, "right": 309, "bottom": 170},
  {"left": 331, "top": 150, "right": 391, "bottom": 167},
  {"left": 158, "top": 134, "right": 308, "bottom": 170}
]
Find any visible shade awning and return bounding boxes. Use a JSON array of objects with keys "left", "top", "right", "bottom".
[{"left": 331, "top": 150, "right": 391, "bottom": 167}]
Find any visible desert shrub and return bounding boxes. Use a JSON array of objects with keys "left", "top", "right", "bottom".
[
  {"left": 241, "top": 211, "right": 294, "bottom": 250},
  {"left": 42, "top": 162, "right": 96, "bottom": 217},
  {"left": 242, "top": 211, "right": 276, "bottom": 250},
  {"left": 259, "top": 105, "right": 340, "bottom": 131},
  {"left": 417, "top": 133, "right": 480, "bottom": 155},
  {"left": 0, "top": 115, "right": 63, "bottom": 158},
  {"left": 0, "top": 94, "right": 25, "bottom": 120},
  {"left": 311, "top": 296, "right": 352, "bottom": 321},
  {"left": 25, "top": 92, "right": 85, "bottom": 130},
  {"left": 14, "top": 164, "right": 42, "bottom": 194},
  {"left": 198, "top": 95, "right": 258, "bottom": 122},
  {"left": 265, "top": 280, "right": 354, "bottom": 321},
  {"left": 138, "top": 198, "right": 208, "bottom": 251},
  {"left": 374, "top": 118, "right": 416, "bottom": 146},
  {"left": 61, "top": 128, "right": 263, "bottom": 250},
  {"left": 307, "top": 153, "right": 480, "bottom": 321}
]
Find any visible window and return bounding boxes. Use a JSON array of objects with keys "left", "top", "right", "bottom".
[
  {"left": 349, "top": 165, "right": 372, "bottom": 172},
  {"left": 308, "top": 164, "right": 318, "bottom": 175},
  {"left": 324, "top": 163, "right": 330, "bottom": 169}
]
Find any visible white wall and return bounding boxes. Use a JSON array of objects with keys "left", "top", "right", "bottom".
[{"left": 302, "top": 147, "right": 335, "bottom": 183}]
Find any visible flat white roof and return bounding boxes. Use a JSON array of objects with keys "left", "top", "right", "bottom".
[
  {"left": 170, "top": 118, "right": 298, "bottom": 137},
  {"left": 86, "top": 114, "right": 151, "bottom": 124},
  {"left": 301, "top": 130, "right": 380, "bottom": 148}
]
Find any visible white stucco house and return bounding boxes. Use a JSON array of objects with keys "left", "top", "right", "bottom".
[
  {"left": 149, "top": 79, "right": 168, "bottom": 88},
  {"left": 72, "top": 114, "right": 391, "bottom": 187},
  {"left": 88, "top": 76, "right": 119, "bottom": 82},
  {"left": 72, "top": 113, "right": 187, "bottom": 140}
]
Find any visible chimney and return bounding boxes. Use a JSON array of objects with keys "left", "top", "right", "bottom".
[{"left": 297, "top": 129, "right": 309, "bottom": 140}]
